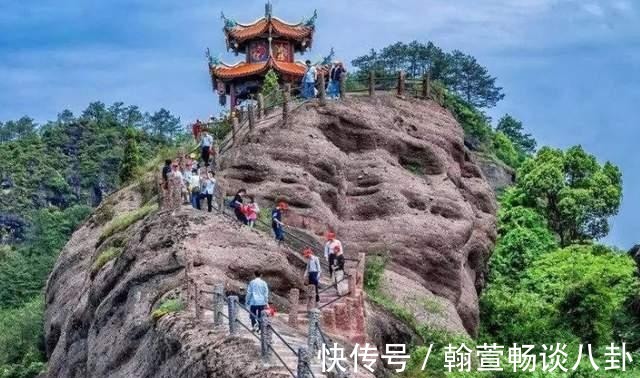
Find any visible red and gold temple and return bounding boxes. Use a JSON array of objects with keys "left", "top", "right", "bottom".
[{"left": 208, "top": 3, "right": 317, "bottom": 108}]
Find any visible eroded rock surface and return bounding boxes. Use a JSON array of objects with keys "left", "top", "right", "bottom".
[
  {"left": 220, "top": 95, "right": 497, "bottom": 336},
  {"left": 44, "top": 187, "right": 304, "bottom": 378}
]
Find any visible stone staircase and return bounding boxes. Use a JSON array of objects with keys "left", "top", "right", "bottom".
[{"left": 197, "top": 293, "right": 328, "bottom": 377}]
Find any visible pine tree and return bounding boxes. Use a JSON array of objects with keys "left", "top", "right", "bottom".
[
  {"left": 496, "top": 114, "right": 537, "bottom": 154},
  {"left": 260, "top": 69, "right": 283, "bottom": 109},
  {"left": 119, "top": 128, "right": 142, "bottom": 184}
]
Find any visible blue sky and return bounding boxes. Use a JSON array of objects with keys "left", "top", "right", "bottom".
[{"left": 1, "top": 0, "right": 638, "bottom": 248}]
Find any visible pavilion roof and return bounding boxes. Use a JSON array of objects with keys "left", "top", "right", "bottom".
[
  {"left": 224, "top": 17, "right": 314, "bottom": 43},
  {"left": 211, "top": 58, "right": 307, "bottom": 80}
]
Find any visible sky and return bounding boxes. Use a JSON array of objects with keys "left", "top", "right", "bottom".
[{"left": 0, "top": 0, "right": 638, "bottom": 248}]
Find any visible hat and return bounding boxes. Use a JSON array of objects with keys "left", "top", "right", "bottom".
[
  {"left": 303, "top": 247, "right": 313, "bottom": 257},
  {"left": 326, "top": 231, "right": 336, "bottom": 240}
]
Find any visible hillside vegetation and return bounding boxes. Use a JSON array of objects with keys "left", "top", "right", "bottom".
[{"left": 0, "top": 103, "right": 181, "bottom": 377}]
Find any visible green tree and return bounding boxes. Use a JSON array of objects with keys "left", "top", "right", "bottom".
[
  {"left": 260, "top": 69, "right": 282, "bottom": 109},
  {"left": 145, "top": 108, "right": 182, "bottom": 142},
  {"left": 514, "top": 146, "right": 622, "bottom": 245},
  {"left": 496, "top": 114, "right": 537, "bottom": 154},
  {"left": 351, "top": 41, "right": 504, "bottom": 108},
  {"left": 119, "top": 128, "right": 142, "bottom": 184}
]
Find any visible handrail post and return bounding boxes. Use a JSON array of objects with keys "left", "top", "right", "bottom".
[
  {"left": 257, "top": 93, "right": 264, "bottom": 119},
  {"left": 231, "top": 116, "right": 238, "bottom": 148},
  {"left": 348, "top": 269, "right": 357, "bottom": 298},
  {"left": 283, "top": 84, "right": 291, "bottom": 126},
  {"left": 422, "top": 71, "right": 431, "bottom": 100},
  {"left": 307, "top": 309, "right": 321, "bottom": 356},
  {"left": 305, "top": 285, "right": 316, "bottom": 311},
  {"left": 228, "top": 295, "right": 239, "bottom": 336},
  {"left": 248, "top": 102, "right": 255, "bottom": 132},
  {"left": 339, "top": 72, "right": 346, "bottom": 100},
  {"left": 318, "top": 73, "right": 327, "bottom": 106},
  {"left": 288, "top": 288, "right": 300, "bottom": 328},
  {"left": 368, "top": 71, "right": 375, "bottom": 97},
  {"left": 297, "top": 347, "right": 312, "bottom": 378},
  {"left": 397, "top": 71, "right": 405, "bottom": 96},
  {"left": 213, "top": 283, "right": 224, "bottom": 328},
  {"left": 260, "top": 310, "right": 273, "bottom": 362}
]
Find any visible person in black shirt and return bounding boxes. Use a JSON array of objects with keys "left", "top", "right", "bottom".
[
  {"left": 271, "top": 201, "right": 287, "bottom": 242},
  {"left": 161, "top": 160, "right": 172, "bottom": 189},
  {"left": 232, "top": 188, "right": 247, "bottom": 224}
]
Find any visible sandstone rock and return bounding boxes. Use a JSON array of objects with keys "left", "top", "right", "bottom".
[
  {"left": 219, "top": 95, "right": 497, "bottom": 336},
  {"left": 44, "top": 190, "right": 306, "bottom": 378},
  {"left": 472, "top": 152, "right": 515, "bottom": 192}
]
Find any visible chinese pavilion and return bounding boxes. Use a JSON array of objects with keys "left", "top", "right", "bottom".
[{"left": 208, "top": 2, "right": 317, "bottom": 108}]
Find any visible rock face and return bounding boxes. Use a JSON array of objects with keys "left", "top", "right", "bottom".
[
  {"left": 472, "top": 152, "right": 515, "bottom": 193},
  {"left": 44, "top": 187, "right": 306, "bottom": 378},
  {"left": 44, "top": 95, "right": 497, "bottom": 377},
  {"left": 220, "top": 95, "right": 497, "bottom": 336}
]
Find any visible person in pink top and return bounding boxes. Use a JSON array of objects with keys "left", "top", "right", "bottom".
[{"left": 243, "top": 196, "right": 260, "bottom": 228}]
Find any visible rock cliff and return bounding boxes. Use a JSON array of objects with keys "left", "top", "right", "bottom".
[{"left": 44, "top": 95, "right": 497, "bottom": 377}]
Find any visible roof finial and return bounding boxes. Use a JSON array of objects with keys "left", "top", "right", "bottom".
[
  {"left": 304, "top": 9, "right": 318, "bottom": 27},
  {"left": 221, "top": 11, "right": 237, "bottom": 29},
  {"left": 265, "top": 1, "right": 273, "bottom": 19}
]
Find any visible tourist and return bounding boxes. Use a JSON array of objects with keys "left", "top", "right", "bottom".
[
  {"left": 323, "top": 231, "right": 343, "bottom": 278},
  {"left": 201, "top": 171, "right": 216, "bottom": 212},
  {"left": 231, "top": 189, "right": 247, "bottom": 224},
  {"left": 200, "top": 131, "right": 214, "bottom": 167},
  {"left": 271, "top": 201, "right": 287, "bottom": 242},
  {"left": 302, "top": 60, "right": 317, "bottom": 99},
  {"left": 168, "top": 161, "right": 184, "bottom": 208},
  {"left": 303, "top": 247, "right": 321, "bottom": 303},
  {"left": 246, "top": 270, "right": 269, "bottom": 332},
  {"left": 329, "top": 61, "right": 346, "bottom": 99},
  {"left": 244, "top": 196, "right": 260, "bottom": 228},
  {"left": 189, "top": 171, "right": 201, "bottom": 209},
  {"left": 192, "top": 119, "right": 203, "bottom": 142}
]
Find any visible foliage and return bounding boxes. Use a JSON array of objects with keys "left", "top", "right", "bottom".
[
  {"left": 119, "top": 128, "right": 142, "bottom": 184},
  {"left": 98, "top": 203, "right": 158, "bottom": 245},
  {"left": 260, "top": 69, "right": 283, "bottom": 109},
  {"left": 364, "top": 255, "right": 388, "bottom": 293},
  {"left": 0, "top": 206, "right": 90, "bottom": 308},
  {"left": 91, "top": 247, "right": 123, "bottom": 274},
  {"left": 151, "top": 298, "right": 184, "bottom": 321},
  {"left": 496, "top": 114, "right": 537, "bottom": 154},
  {"left": 513, "top": 146, "right": 622, "bottom": 245},
  {"left": 492, "top": 132, "right": 525, "bottom": 169},
  {"left": 351, "top": 41, "right": 504, "bottom": 108},
  {"left": 0, "top": 297, "right": 45, "bottom": 378}
]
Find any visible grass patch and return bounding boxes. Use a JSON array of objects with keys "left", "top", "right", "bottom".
[
  {"left": 401, "top": 161, "right": 423, "bottom": 176},
  {"left": 134, "top": 173, "right": 158, "bottom": 205},
  {"left": 369, "top": 291, "right": 417, "bottom": 329},
  {"left": 92, "top": 202, "right": 115, "bottom": 226},
  {"left": 364, "top": 254, "right": 388, "bottom": 293},
  {"left": 91, "top": 247, "right": 123, "bottom": 274},
  {"left": 97, "top": 203, "right": 158, "bottom": 246},
  {"left": 151, "top": 298, "right": 185, "bottom": 321},
  {"left": 421, "top": 298, "right": 444, "bottom": 315}
]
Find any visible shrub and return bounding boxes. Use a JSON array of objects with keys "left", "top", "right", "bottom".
[
  {"left": 0, "top": 297, "right": 45, "bottom": 377},
  {"left": 91, "top": 247, "right": 123, "bottom": 274},
  {"left": 98, "top": 203, "right": 158, "bottom": 245},
  {"left": 364, "top": 255, "right": 388, "bottom": 293},
  {"left": 151, "top": 298, "right": 184, "bottom": 321}
]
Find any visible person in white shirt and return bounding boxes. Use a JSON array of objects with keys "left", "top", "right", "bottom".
[
  {"left": 302, "top": 60, "right": 317, "bottom": 99},
  {"left": 201, "top": 171, "right": 216, "bottom": 212},
  {"left": 200, "top": 131, "right": 215, "bottom": 167},
  {"left": 323, "top": 231, "right": 343, "bottom": 278},
  {"left": 303, "top": 248, "right": 321, "bottom": 303},
  {"left": 246, "top": 270, "right": 269, "bottom": 331},
  {"left": 189, "top": 173, "right": 201, "bottom": 209}
]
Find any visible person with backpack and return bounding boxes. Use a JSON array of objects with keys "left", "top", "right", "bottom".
[
  {"left": 245, "top": 270, "right": 269, "bottom": 332},
  {"left": 271, "top": 201, "right": 287, "bottom": 242},
  {"left": 323, "top": 231, "right": 343, "bottom": 278},
  {"left": 303, "top": 247, "right": 321, "bottom": 303}
]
